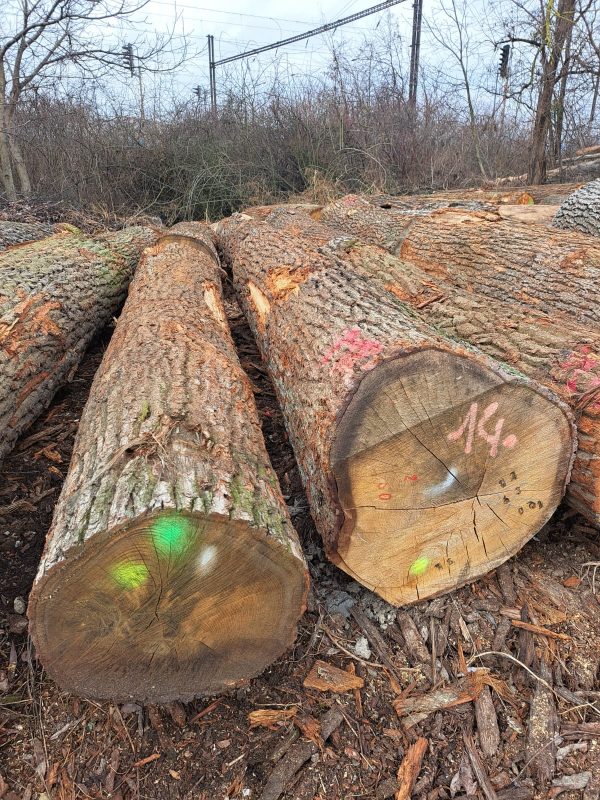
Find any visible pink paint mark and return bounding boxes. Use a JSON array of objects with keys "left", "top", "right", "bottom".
[
  {"left": 560, "top": 345, "right": 600, "bottom": 408},
  {"left": 447, "top": 402, "right": 478, "bottom": 454},
  {"left": 448, "top": 401, "right": 517, "bottom": 457},
  {"left": 404, "top": 474, "right": 418, "bottom": 482},
  {"left": 378, "top": 492, "right": 392, "bottom": 501},
  {"left": 321, "top": 327, "right": 383, "bottom": 381},
  {"left": 476, "top": 401, "right": 506, "bottom": 458},
  {"left": 378, "top": 481, "right": 389, "bottom": 489}
]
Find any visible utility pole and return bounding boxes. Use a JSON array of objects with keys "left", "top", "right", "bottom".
[
  {"left": 408, "top": 0, "right": 423, "bottom": 107},
  {"left": 207, "top": 35, "right": 216, "bottom": 114}
]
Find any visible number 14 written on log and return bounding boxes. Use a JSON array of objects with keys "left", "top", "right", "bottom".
[{"left": 447, "top": 401, "right": 517, "bottom": 458}]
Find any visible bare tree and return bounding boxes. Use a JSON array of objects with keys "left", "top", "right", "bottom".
[
  {"left": 425, "top": 0, "right": 490, "bottom": 179},
  {"left": 0, "top": 0, "right": 185, "bottom": 200}
]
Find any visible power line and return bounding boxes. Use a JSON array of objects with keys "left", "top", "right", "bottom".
[{"left": 211, "top": 0, "right": 408, "bottom": 69}]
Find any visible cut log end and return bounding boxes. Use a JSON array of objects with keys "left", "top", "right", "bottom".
[
  {"left": 331, "top": 349, "right": 573, "bottom": 605},
  {"left": 29, "top": 511, "right": 307, "bottom": 703}
]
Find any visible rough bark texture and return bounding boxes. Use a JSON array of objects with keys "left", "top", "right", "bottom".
[
  {"left": 267, "top": 206, "right": 600, "bottom": 523},
  {"left": 553, "top": 179, "right": 600, "bottom": 237},
  {"left": 28, "top": 222, "right": 307, "bottom": 704},
  {"left": 0, "top": 226, "right": 158, "bottom": 463},
  {"left": 280, "top": 203, "right": 599, "bottom": 524},
  {"left": 319, "top": 195, "right": 600, "bottom": 327},
  {"left": 0, "top": 220, "right": 73, "bottom": 250},
  {"left": 216, "top": 213, "right": 573, "bottom": 606}
]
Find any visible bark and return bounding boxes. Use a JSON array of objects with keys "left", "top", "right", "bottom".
[
  {"left": 553, "top": 179, "right": 600, "bottom": 237},
  {"left": 320, "top": 195, "right": 600, "bottom": 327},
  {"left": 0, "top": 226, "right": 158, "bottom": 463},
  {"left": 0, "top": 220, "right": 73, "bottom": 250},
  {"left": 216, "top": 213, "right": 574, "bottom": 606},
  {"left": 311, "top": 198, "right": 600, "bottom": 524},
  {"left": 28, "top": 222, "right": 308, "bottom": 704}
]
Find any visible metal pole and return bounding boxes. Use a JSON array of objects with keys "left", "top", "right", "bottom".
[
  {"left": 208, "top": 35, "right": 216, "bottom": 113},
  {"left": 408, "top": 0, "right": 423, "bottom": 107}
]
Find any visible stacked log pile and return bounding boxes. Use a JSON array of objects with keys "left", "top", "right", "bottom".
[
  {"left": 27, "top": 222, "right": 308, "bottom": 703},
  {"left": 14, "top": 177, "right": 600, "bottom": 703},
  {"left": 216, "top": 213, "right": 574, "bottom": 607},
  {"left": 0, "top": 225, "right": 158, "bottom": 462}
]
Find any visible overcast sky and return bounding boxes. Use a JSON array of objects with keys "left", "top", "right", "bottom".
[{"left": 122, "top": 0, "right": 423, "bottom": 105}]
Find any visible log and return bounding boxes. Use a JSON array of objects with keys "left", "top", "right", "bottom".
[
  {"left": 0, "top": 220, "right": 72, "bottom": 250},
  {"left": 0, "top": 226, "right": 158, "bottom": 463},
  {"left": 27, "top": 222, "right": 308, "bottom": 703},
  {"left": 553, "top": 179, "right": 600, "bottom": 237},
  {"left": 215, "top": 213, "right": 574, "bottom": 606},
  {"left": 319, "top": 195, "right": 600, "bottom": 327},
  {"left": 265, "top": 207, "right": 600, "bottom": 525}
]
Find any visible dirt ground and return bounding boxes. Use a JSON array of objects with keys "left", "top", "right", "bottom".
[{"left": 1, "top": 281, "right": 600, "bottom": 800}]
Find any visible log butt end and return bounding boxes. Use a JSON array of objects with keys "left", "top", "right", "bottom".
[
  {"left": 28, "top": 511, "right": 307, "bottom": 703},
  {"left": 331, "top": 349, "right": 574, "bottom": 605}
]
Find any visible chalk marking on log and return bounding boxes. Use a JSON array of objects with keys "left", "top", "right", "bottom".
[
  {"left": 427, "top": 470, "right": 458, "bottom": 497},
  {"left": 197, "top": 545, "right": 218, "bottom": 575}
]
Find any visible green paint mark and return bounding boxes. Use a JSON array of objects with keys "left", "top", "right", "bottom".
[
  {"left": 151, "top": 514, "right": 193, "bottom": 557},
  {"left": 111, "top": 562, "right": 150, "bottom": 590},
  {"left": 409, "top": 556, "right": 430, "bottom": 577}
]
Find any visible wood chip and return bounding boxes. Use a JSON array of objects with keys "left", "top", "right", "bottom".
[
  {"left": 259, "top": 706, "right": 344, "bottom": 800},
  {"left": 131, "top": 753, "right": 160, "bottom": 769},
  {"left": 394, "top": 670, "right": 488, "bottom": 726},
  {"left": 303, "top": 660, "right": 365, "bottom": 693},
  {"left": 248, "top": 708, "right": 298, "bottom": 729},
  {"left": 395, "top": 737, "right": 428, "bottom": 800},
  {"left": 525, "top": 660, "right": 557, "bottom": 785},
  {"left": 294, "top": 714, "right": 322, "bottom": 748},
  {"left": 511, "top": 619, "right": 571, "bottom": 641},
  {"left": 474, "top": 685, "right": 501, "bottom": 758},
  {"left": 462, "top": 730, "right": 499, "bottom": 800}
]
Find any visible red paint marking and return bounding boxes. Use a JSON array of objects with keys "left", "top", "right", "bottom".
[
  {"left": 404, "top": 474, "right": 418, "bottom": 481},
  {"left": 378, "top": 481, "right": 389, "bottom": 489},
  {"left": 378, "top": 492, "right": 392, "bottom": 501},
  {"left": 503, "top": 434, "right": 517, "bottom": 449}
]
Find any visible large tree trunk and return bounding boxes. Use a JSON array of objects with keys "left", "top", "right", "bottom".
[
  {"left": 319, "top": 195, "right": 600, "bottom": 327},
  {"left": 28, "top": 222, "right": 308, "bottom": 704},
  {"left": 216, "top": 214, "right": 574, "bottom": 607},
  {"left": 0, "top": 226, "right": 158, "bottom": 463},
  {"left": 0, "top": 220, "right": 74, "bottom": 250},
  {"left": 527, "top": 0, "right": 575, "bottom": 185},
  {"left": 553, "top": 179, "right": 600, "bottom": 237},
  {"left": 268, "top": 206, "right": 600, "bottom": 526}
]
